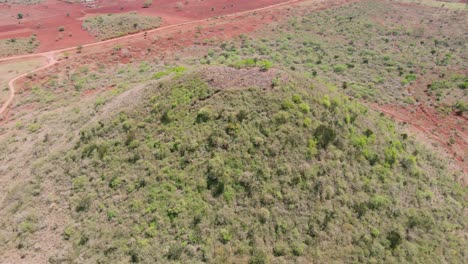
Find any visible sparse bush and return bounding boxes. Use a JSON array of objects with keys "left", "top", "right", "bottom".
[
  {"left": 333, "top": 64, "right": 347, "bottom": 73},
  {"left": 83, "top": 12, "right": 161, "bottom": 40},
  {"left": 0, "top": 35, "right": 39, "bottom": 57},
  {"left": 250, "top": 249, "right": 268, "bottom": 264},
  {"left": 257, "top": 60, "right": 273, "bottom": 71},
  {"left": 387, "top": 231, "right": 402, "bottom": 250},
  {"left": 166, "top": 244, "right": 184, "bottom": 260},
  {"left": 273, "top": 243, "right": 288, "bottom": 256}
]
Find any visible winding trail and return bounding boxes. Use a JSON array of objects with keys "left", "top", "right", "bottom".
[
  {"left": 0, "top": 53, "right": 56, "bottom": 115},
  {"left": 0, "top": 0, "right": 308, "bottom": 117}
]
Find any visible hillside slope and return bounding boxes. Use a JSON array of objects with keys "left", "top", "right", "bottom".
[
  {"left": 0, "top": 1, "right": 466, "bottom": 263},
  {"left": 26, "top": 67, "right": 466, "bottom": 263}
]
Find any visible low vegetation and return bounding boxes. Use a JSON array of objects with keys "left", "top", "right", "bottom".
[
  {"left": 0, "top": 36, "right": 39, "bottom": 57},
  {"left": 39, "top": 67, "right": 465, "bottom": 263},
  {"left": 82, "top": 12, "right": 162, "bottom": 40},
  {"left": 202, "top": 1, "right": 467, "bottom": 107}
]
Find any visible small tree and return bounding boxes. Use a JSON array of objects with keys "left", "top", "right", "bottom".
[
  {"left": 143, "top": 0, "right": 153, "bottom": 8},
  {"left": 257, "top": 60, "right": 273, "bottom": 71},
  {"left": 17, "top": 13, "right": 23, "bottom": 19}
]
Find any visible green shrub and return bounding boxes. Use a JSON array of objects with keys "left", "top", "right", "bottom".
[
  {"left": 62, "top": 226, "right": 75, "bottom": 240},
  {"left": 72, "top": 176, "right": 87, "bottom": 191},
  {"left": 273, "top": 243, "right": 288, "bottom": 256},
  {"left": 387, "top": 231, "right": 402, "bottom": 250},
  {"left": 257, "top": 60, "right": 273, "bottom": 71},
  {"left": 368, "top": 195, "right": 390, "bottom": 210},
  {"left": 313, "top": 125, "right": 336, "bottom": 148},
  {"left": 196, "top": 107, "right": 214, "bottom": 123},
  {"left": 19, "top": 218, "right": 37, "bottom": 234},
  {"left": 291, "top": 243, "right": 305, "bottom": 256},
  {"left": 299, "top": 103, "right": 310, "bottom": 113},
  {"left": 233, "top": 58, "right": 256, "bottom": 69},
  {"left": 333, "top": 64, "right": 347, "bottom": 73},
  {"left": 405, "top": 73, "right": 417, "bottom": 83},
  {"left": 166, "top": 244, "right": 184, "bottom": 260},
  {"left": 453, "top": 101, "right": 467, "bottom": 112},
  {"left": 250, "top": 249, "right": 268, "bottom": 264},
  {"left": 220, "top": 228, "right": 233, "bottom": 244}
]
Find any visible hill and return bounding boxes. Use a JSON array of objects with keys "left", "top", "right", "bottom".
[{"left": 17, "top": 66, "right": 465, "bottom": 263}]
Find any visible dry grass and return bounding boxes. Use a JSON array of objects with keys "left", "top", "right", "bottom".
[
  {"left": 0, "top": 57, "right": 47, "bottom": 105},
  {"left": 0, "top": 36, "right": 40, "bottom": 58}
]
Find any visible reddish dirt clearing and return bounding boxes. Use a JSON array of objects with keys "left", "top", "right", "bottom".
[
  {"left": 373, "top": 103, "right": 467, "bottom": 181},
  {"left": 0, "top": 0, "right": 290, "bottom": 53}
]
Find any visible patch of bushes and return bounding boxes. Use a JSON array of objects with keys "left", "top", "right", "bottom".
[
  {"left": 83, "top": 12, "right": 162, "bottom": 40},
  {"left": 0, "top": 35, "right": 39, "bottom": 57},
  {"left": 51, "top": 69, "right": 466, "bottom": 263}
]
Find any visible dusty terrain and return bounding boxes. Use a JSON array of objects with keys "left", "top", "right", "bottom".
[{"left": 0, "top": 0, "right": 292, "bottom": 52}]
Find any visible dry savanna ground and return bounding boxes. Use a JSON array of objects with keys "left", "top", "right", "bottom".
[{"left": 0, "top": 0, "right": 466, "bottom": 263}]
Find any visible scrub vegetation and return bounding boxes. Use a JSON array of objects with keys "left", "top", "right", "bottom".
[
  {"left": 0, "top": 0, "right": 466, "bottom": 263},
  {"left": 37, "top": 67, "right": 466, "bottom": 263},
  {"left": 83, "top": 12, "right": 162, "bottom": 40},
  {"left": 0, "top": 36, "right": 39, "bottom": 57},
  {"left": 202, "top": 1, "right": 467, "bottom": 109}
]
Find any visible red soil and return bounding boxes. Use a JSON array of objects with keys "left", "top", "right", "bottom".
[
  {"left": 371, "top": 103, "right": 467, "bottom": 182},
  {"left": 0, "top": 0, "right": 289, "bottom": 53}
]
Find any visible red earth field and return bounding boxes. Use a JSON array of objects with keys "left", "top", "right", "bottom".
[{"left": 0, "top": 0, "right": 290, "bottom": 52}]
